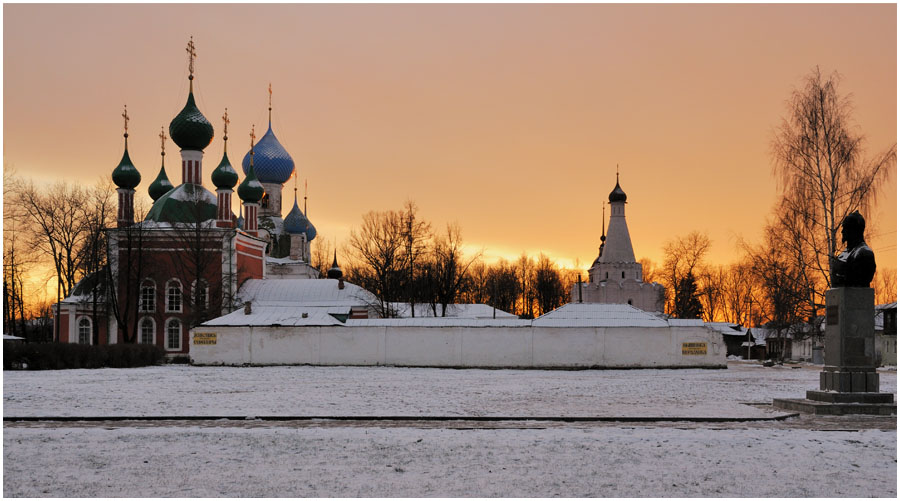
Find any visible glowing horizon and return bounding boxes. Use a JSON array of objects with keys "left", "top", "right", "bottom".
[{"left": 4, "top": 3, "right": 896, "bottom": 294}]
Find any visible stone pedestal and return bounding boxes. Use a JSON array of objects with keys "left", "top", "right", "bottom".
[{"left": 773, "top": 288, "right": 895, "bottom": 415}]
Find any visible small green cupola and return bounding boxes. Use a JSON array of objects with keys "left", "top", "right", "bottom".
[
  {"left": 112, "top": 105, "right": 141, "bottom": 190},
  {"left": 238, "top": 128, "right": 265, "bottom": 203},
  {"left": 168, "top": 37, "right": 214, "bottom": 151},
  {"left": 148, "top": 127, "right": 174, "bottom": 201},
  {"left": 211, "top": 108, "right": 239, "bottom": 189}
]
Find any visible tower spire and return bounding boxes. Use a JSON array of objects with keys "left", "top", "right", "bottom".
[
  {"left": 304, "top": 179, "right": 308, "bottom": 215},
  {"left": 186, "top": 36, "right": 196, "bottom": 92},
  {"left": 159, "top": 127, "right": 166, "bottom": 159}
]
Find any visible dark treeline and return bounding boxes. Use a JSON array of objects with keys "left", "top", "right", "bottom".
[{"left": 343, "top": 201, "right": 571, "bottom": 319}]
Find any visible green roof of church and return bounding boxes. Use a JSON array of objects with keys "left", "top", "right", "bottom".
[
  {"left": 144, "top": 183, "right": 217, "bottom": 224},
  {"left": 212, "top": 151, "right": 239, "bottom": 189},
  {"left": 237, "top": 164, "right": 265, "bottom": 203}
]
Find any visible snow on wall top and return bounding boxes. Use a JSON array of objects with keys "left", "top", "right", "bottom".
[
  {"left": 533, "top": 303, "right": 669, "bottom": 328},
  {"left": 388, "top": 303, "right": 518, "bottom": 319},
  {"left": 236, "top": 278, "right": 378, "bottom": 308},
  {"left": 202, "top": 306, "right": 347, "bottom": 327}
]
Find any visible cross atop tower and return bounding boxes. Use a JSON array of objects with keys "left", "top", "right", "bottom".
[
  {"left": 122, "top": 105, "right": 129, "bottom": 138},
  {"left": 159, "top": 127, "right": 166, "bottom": 157},
  {"left": 268, "top": 83, "right": 273, "bottom": 124},
  {"left": 222, "top": 108, "right": 230, "bottom": 147},
  {"left": 249, "top": 124, "right": 256, "bottom": 166},
  {"left": 186, "top": 36, "right": 196, "bottom": 81}
]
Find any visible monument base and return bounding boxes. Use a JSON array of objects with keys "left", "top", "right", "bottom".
[
  {"left": 773, "top": 392, "right": 896, "bottom": 415},
  {"left": 772, "top": 287, "right": 896, "bottom": 416}
]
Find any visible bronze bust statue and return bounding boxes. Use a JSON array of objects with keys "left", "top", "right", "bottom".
[{"left": 830, "top": 211, "right": 876, "bottom": 288}]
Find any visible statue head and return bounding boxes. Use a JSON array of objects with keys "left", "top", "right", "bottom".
[{"left": 841, "top": 211, "right": 866, "bottom": 247}]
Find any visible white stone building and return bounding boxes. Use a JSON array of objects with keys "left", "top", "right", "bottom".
[{"left": 571, "top": 175, "right": 665, "bottom": 312}]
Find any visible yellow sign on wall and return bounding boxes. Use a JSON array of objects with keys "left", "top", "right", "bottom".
[
  {"left": 682, "top": 342, "right": 707, "bottom": 355},
  {"left": 194, "top": 332, "right": 217, "bottom": 345}
]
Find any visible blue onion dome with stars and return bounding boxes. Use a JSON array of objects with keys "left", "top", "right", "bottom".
[
  {"left": 241, "top": 123, "right": 295, "bottom": 184},
  {"left": 283, "top": 193, "right": 316, "bottom": 240}
]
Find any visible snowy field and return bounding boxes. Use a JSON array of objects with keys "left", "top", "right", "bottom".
[{"left": 4, "top": 362, "right": 897, "bottom": 497}]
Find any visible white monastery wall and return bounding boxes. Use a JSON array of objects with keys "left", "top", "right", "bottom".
[{"left": 190, "top": 324, "right": 725, "bottom": 369}]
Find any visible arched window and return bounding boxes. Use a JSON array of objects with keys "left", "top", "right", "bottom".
[
  {"left": 166, "top": 279, "right": 182, "bottom": 313},
  {"left": 627, "top": 299, "right": 633, "bottom": 306},
  {"left": 166, "top": 318, "right": 182, "bottom": 351},
  {"left": 191, "top": 279, "right": 209, "bottom": 310},
  {"left": 261, "top": 193, "right": 270, "bottom": 210},
  {"left": 139, "top": 279, "right": 156, "bottom": 312},
  {"left": 621, "top": 271, "right": 625, "bottom": 279},
  {"left": 139, "top": 317, "right": 155, "bottom": 345},
  {"left": 77, "top": 317, "right": 92, "bottom": 345}
]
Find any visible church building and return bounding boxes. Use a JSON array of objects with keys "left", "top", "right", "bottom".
[
  {"left": 572, "top": 174, "right": 665, "bottom": 312},
  {"left": 53, "top": 39, "right": 322, "bottom": 352}
]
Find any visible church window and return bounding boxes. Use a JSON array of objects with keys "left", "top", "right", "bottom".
[
  {"left": 192, "top": 280, "right": 209, "bottom": 310},
  {"left": 605, "top": 272, "right": 608, "bottom": 279},
  {"left": 139, "top": 317, "right": 155, "bottom": 345},
  {"left": 139, "top": 280, "right": 156, "bottom": 312},
  {"left": 77, "top": 317, "right": 91, "bottom": 345},
  {"left": 166, "top": 318, "right": 181, "bottom": 351},
  {"left": 261, "top": 193, "right": 270, "bottom": 210},
  {"left": 622, "top": 271, "right": 625, "bottom": 279},
  {"left": 627, "top": 299, "right": 633, "bottom": 306},
  {"left": 166, "top": 279, "right": 182, "bottom": 313}
]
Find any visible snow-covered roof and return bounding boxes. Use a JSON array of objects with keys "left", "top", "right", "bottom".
[
  {"left": 533, "top": 303, "right": 669, "bottom": 328},
  {"left": 389, "top": 303, "right": 518, "bottom": 319},
  {"left": 347, "top": 318, "right": 530, "bottom": 328},
  {"left": 202, "top": 306, "right": 346, "bottom": 327},
  {"left": 705, "top": 322, "right": 747, "bottom": 337},
  {"left": 236, "top": 279, "right": 377, "bottom": 308},
  {"left": 3, "top": 334, "right": 25, "bottom": 341}
]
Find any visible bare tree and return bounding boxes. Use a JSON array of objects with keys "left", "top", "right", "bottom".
[
  {"left": 698, "top": 264, "right": 727, "bottom": 322},
  {"left": 773, "top": 67, "right": 896, "bottom": 294},
  {"left": 661, "top": 231, "right": 711, "bottom": 318},
  {"left": 533, "top": 254, "right": 567, "bottom": 316},
  {"left": 424, "top": 224, "right": 480, "bottom": 317},
  {"left": 348, "top": 209, "right": 404, "bottom": 317},
  {"left": 874, "top": 267, "right": 897, "bottom": 305},
  {"left": 399, "top": 201, "right": 432, "bottom": 317},
  {"left": 638, "top": 257, "right": 661, "bottom": 283}
]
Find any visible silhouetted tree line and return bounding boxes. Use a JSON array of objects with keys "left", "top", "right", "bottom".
[{"left": 344, "top": 201, "right": 571, "bottom": 318}]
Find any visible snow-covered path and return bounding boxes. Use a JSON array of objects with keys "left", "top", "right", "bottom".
[
  {"left": 7, "top": 361, "right": 893, "bottom": 419},
  {"left": 3, "top": 362, "right": 897, "bottom": 497}
]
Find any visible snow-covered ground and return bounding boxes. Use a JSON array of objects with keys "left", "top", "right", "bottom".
[{"left": 4, "top": 362, "right": 897, "bottom": 497}]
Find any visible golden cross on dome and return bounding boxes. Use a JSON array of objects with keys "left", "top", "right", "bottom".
[
  {"left": 222, "top": 108, "right": 230, "bottom": 142},
  {"left": 249, "top": 125, "right": 256, "bottom": 167},
  {"left": 159, "top": 127, "right": 166, "bottom": 156},
  {"left": 122, "top": 105, "right": 129, "bottom": 136},
  {"left": 186, "top": 36, "right": 196, "bottom": 79},
  {"left": 268, "top": 83, "right": 273, "bottom": 124}
]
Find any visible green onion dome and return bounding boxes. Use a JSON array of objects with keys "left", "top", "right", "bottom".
[
  {"left": 148, "top": 165, "right": 174, "bottom": 201},
  {"left": 608, "top": 178, "right": 627, "bottom": 203},
  {"left": 112, "top": 146, "right": 141, "bottom": 190},
  {"left": 237, "top": 164, "right": 265, "bottom": 203},
  {"left": 211, "top": 151, "right": 239, "bottom": 189},
  {"left": 144, "top": 183, "right": 217, "bottom": 224},
  {"left": 169, "top": 92, "right": 214, "bottom": 151}
]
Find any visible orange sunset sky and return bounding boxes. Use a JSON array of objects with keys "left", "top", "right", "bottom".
[{"left": 3, "top": 3, "right": 897, "bottom": 274}]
